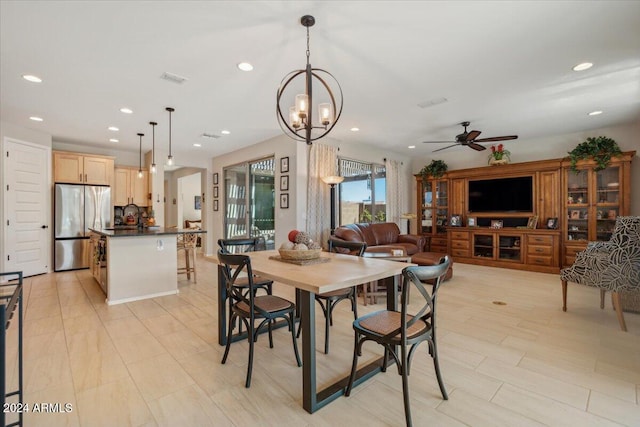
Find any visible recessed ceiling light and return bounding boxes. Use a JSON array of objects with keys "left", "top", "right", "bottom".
[
  {"left": 350, "top": 127, "right": 360, "bottom": 132},
  {"left": 108, "top": 126, "right": 119, "bottom": 131},
  {"left": 408, "top": 145, "right": 416, "bottom": 149},
  {"left": 120, "top": 107, "right": 133, "bottom": 114},
  {"left": 221, "top": 130, "right": 231, "bottom": 135},
  {"left": 573, "top": 62, "right": 593, "bottom": 71},
  {"left": 29, "top": 116, "right": 43, "bottom": 122},
  {"left": 109, "top": 138, "right": 119, "bottom": 143},
  {"left": 193, "top": 143, "right": 202, "bottom": 147},
  {"left": 588, "top": 110, "right": 603, "bottom": 116},
  {"left": 237, "top": 62, "right": 254, "bottom": 71},
  {"left": 22, "top": 74, "right": 42, "bottom": 83}
]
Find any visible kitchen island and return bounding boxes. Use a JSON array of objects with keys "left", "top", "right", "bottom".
[{"left": 89, "top": 227, "right": 206, "bottom": 305}]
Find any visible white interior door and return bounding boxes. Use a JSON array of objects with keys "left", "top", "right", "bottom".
[{"left": 4, "top": 139, "right": 50, "bottom": 276}]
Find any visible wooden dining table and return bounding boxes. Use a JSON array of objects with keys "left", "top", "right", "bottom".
[{"left": 214, "top": 249, "right": 411, "bottom": 414}]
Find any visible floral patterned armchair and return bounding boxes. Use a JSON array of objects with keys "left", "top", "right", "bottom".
[{"left": 560, "top": 216, "right": 640, "bottom": 331}]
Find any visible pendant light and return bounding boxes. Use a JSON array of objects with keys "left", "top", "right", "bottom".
[
  {"left": 166, "top": 107, "right": 175, "bottom": 166},
  {"left": 137, "top": 133, "right": 144, "bottom": 178},
  {"left": 149, "top": 121, "right": 157, "bottom": 174}
]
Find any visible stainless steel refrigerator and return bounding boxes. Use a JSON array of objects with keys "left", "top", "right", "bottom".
[{"left": 54, "top": 184, "right": 111, "bottom": 271}]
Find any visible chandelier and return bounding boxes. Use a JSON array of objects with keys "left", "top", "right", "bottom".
[{"left": 276, "top": 15, "right": 343, "bottom": 145}]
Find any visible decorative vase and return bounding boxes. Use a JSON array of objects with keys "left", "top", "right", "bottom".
[{"left": 489, "top": 158, "right": 509, "bottom": 165}]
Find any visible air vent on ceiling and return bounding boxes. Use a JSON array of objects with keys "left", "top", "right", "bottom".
[
  {"left": 417, "top": 97, "right": 448, "bottom": 109},
  {"left": 160, "top": 72, "right": 188, "bottom": 84},
  {"left": 200, "top": 133, "right": 220, "bottom": 139}
]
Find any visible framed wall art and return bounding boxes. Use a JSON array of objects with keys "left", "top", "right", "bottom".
[
  {"left": 280, "top": 175, "right": 289, "bottom": 191},
  {"left": 214, "top": 186, "right": 219, "bottom": 199},
  {"left": 280, "top": 193, "right": 289, "bottom": 209},
  {"left": 280, "top": 157, "right": 289, "bottom": 173},
  {"left": 213, "top": 199, "right": 219, "bottom": 211},
  {"left": 194, "top": 196, "right": 201, "bottom": 210},
  {"left": 213, "top": 172, "right": 219, "bottom": 185}
]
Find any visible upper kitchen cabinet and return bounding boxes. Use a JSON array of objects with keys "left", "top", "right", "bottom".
[
  {"left": 114, "top": 167, "right": 149, "bottom": 207},
  {"left": 53, "top": 151, "right": 114, "bottom": 185}
]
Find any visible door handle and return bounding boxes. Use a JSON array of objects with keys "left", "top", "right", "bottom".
[{"left": 41, "top": 225, "right": 49, "bottom": 229}]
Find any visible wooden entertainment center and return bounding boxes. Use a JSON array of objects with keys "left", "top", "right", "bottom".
[{"left": 416, "top": 151, "right": 634, "bottom": 273}]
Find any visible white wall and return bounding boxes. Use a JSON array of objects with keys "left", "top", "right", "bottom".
[
  {"left": 410, "top": 120, "right": 640, "bottom": 215},
  {"left": 178, "top": 172, "right": 202, "bottom": 224}
]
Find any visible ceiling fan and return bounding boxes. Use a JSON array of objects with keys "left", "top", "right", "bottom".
[{"left": 422, "top": 121, "right": 518, "bottom": 152}]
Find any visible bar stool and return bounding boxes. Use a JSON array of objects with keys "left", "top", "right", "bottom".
[{"left": 177, "top": 232, "right": 198, "bottom": 282}]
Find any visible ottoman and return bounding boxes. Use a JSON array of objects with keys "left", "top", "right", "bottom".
[{"left": 411, "top": 252, "right": 453, "bottom": 281}]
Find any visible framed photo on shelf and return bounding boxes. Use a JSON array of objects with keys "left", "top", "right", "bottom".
[
  {"left": 467, "top": 217, "right": 477, "bottom": 227},
  {"left": 213, "top": 186, "right": 219, "bottom": 199},
  {"left": 491, "top": 220, "right": 503, "bottom": 229},
  {"left": 527, "top": 215, "right": 538, "bottom": 229},
  {"left": 546, "top": 217, "right": 558, "bottom": 229},
  {"left": 280, "top": 193, "right": 289, "bottom": 209},
  {"left": 280, "top": 157, "right": 289, "bottom": 173},
  {"left": 450, "top": 215, "right": 461, "bottom": 227},
  {"left": 213, "top": 199, "right": 219, "bottom": 211},
  {"left": 570, "top": 210, "right": 580, "bottom": 219},
  {"left": 280, "top": 175, "right": 289, "bottom": 191},
  {"left": 213, "top": 172, "right": 219, "bottom": 185}
]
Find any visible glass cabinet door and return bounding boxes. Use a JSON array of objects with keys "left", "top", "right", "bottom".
[
  {"left": 436, "top": 180, "right": 448, "bottom": 234},
  {"left": 498, "top": 234, "right": 522, "bottom": 261},
  {"left": 473, "top": 234, "right": 494, "bottom": 258},
  {"left": 567, "top": 170, "right": 589, "bottom": 242},
  {"left": 420, "top": 180, "right": 433, "bottom": 234},
  {"left": 595, "top": 166, "right": 620, "bottom": 241}
]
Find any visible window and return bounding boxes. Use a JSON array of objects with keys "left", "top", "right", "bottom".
[
  {"left": 338, "top": 159, "right": 386, "bottom": 225},
  {"left": 224, "top": 157, "right": 275, "bottom": 248}
]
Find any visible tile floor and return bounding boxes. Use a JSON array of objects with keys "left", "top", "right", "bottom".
[{"left": 3, "top": 256, "right": 639, "bottom": 426}]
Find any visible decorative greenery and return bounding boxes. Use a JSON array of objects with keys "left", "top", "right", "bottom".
[
  {"left": 419, "top": 159, "right": 448, "bottom": 180},
  {"left": 360, "top": 207, "right": 372, "bottom": 223},
  {"left": 568, "top": 136, "right": 622, "bottom": 172},
  {"left": 488, "top": 144, "right": 511, "bottom": 164}
]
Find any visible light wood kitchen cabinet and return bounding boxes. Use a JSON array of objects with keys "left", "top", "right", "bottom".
[
  {"left": 114, "top": 167, "right": 149, "bottom": 206},
  {"left": 53, "top": 151, "right": 114, "bottom": 185}
]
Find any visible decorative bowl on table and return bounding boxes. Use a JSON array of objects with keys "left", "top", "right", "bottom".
[{"left": 278, "top": 248, "right": 322, "bottom": 260}]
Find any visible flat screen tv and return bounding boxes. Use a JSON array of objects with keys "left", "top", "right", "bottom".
[{"left": 468, "top": 176, "right": 533, "bottom": 212}]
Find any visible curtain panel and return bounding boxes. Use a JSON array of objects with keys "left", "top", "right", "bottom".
[{"left": 306, "top": 143, "right": 338, "bottom": 247}]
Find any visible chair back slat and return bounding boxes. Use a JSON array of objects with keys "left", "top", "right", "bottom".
[
  {"left": 395, "top": 256, "right": 450, "bottom": 340},
  {"left": 219, "top": 237, "right": 266, "bottom": 254},
  {"left": 217, "top": 250, "right": 270, "bottom": 318},
  {"left": 328, "top": 239, "right": 367, "bottom": 256}
]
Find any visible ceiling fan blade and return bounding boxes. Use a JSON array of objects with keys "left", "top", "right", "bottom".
[
  {"left": 432, "top": 144, "right": 459, "bottom": 153},
  {"left": 465, "top": 130, "right": 481, "bottom": 141},
  {"left": 474, "top": 135, "right": 518, "bottom": 143},
  {"left": 468, "top": 143, "right": 486, "bottom": 151},
  {"left": 422, "top": 140, "right": 456, "bottom": 144}
]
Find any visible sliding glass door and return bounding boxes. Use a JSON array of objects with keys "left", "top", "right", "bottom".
[{"left": 223, "top": 157, "right": 275, "bottom": 248}]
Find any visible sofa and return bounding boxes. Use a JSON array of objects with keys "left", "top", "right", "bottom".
[{"left": 333, "top": 222, "right": 426, "bottom": 255}]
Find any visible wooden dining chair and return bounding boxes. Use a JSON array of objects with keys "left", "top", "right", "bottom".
[
  {"left": 218, "top": 251, "right": 301, "bottom": 387},
  {"left": 345, "top": 256, "right": 451, "bottom": 427},
  {"left": 297, "top": 239, "right": 367, "bottom": 354}
]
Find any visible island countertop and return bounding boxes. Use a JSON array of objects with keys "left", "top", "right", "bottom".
[{"left": 89, "top": 227, "right": 206, "bottom": 238}]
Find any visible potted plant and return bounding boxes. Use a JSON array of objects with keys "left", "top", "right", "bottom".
[
  {"left": 568, "top": 136, "right": 622, "bottom": 172},
  {"left": 488, "top": 144, "right": 510, "bottom": 165},
  {"left": 419, "top": 159, "right": 448, "bottom": 181}
]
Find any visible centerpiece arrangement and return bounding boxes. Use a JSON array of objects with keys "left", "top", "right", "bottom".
[
  {"left": 488, "top": 144, "right": 510, "bottom": 165},
  {"left": 279, "top": 230, "right": 322, "bottom": 260}
]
